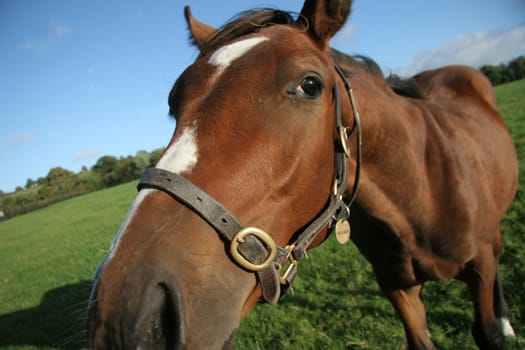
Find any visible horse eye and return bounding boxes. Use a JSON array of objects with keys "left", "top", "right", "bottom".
[{"left": 294, "top": 76, "right": 323, "bottom": 98}]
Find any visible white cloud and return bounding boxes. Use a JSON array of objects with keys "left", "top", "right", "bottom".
[
  {"left": 53, "top": 22, "right": 72, "bottom": 38},
  {"left": 11, "top": 132, "right": 36, "bottom": 145},
  {"left": 396, "top": 26, "right": 525, "bottom": 77},
  {"left": 19, "top": 40, "right": 48, "bottom": 53},
  {"left": 19, "top": 21, "right": 72, "bottom": 53},
  {"left": 73, "top": 149, "right": 101, "bottom": 163}
]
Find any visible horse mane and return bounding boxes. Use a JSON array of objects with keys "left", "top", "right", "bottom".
[
  {"left": 331, "top": 49, "right": 424, "bottom": 99},
  {"left": 196, "top": 9, "right": 295, "bottom": 57},
  {"left": 193, "top": 8, "right": 423, "bottom": 99}
]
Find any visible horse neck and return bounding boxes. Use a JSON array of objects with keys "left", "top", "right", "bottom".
[
  {"left": 347, "top": 72, "right": 416, "bottom": 154},
  {"left": 343, "top": 71, "right": 424, "bottom": 214}
]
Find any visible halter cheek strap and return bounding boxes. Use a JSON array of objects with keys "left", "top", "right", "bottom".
[{"left": 137, "top": 63, "right": 361, "bottom": 304}]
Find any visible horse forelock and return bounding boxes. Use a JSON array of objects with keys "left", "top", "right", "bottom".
[{"left": 197, "top": 8, "right": 295, "bottom": 57}]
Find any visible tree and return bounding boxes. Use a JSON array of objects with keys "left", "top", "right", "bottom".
[
  {"left": 91, "top": 155, "right": 142, "bottom": 187},
  {"left": 115, "top": 156, "right": 141, "bottom": 184},
  {"left": 92, "top": 156, "right": 120, "bottom": 187},
  {"left": 25, "top": 178, "right": 37, "bottom": 189},
  {"left": 149, "top": 148, "right": 164, "bottom": 167},
  {"left": 481, "top": 64, "right": 505, "bottom": 85},
  {"left": 36, "top": 176, "right": 47, "bottom": 186},
  {"left": 480, "top": 56, "right": 524, "bottom": 86},
  {"left": 92, "top": 156, "right": 119, "bottom": 175},
  {"left": 509, "top": 56, "right": 525, "bottom": 81},
  {"left": 46, "top": 167, "right": 75, "bottom": 183},
  {"left": 45, "top": 167, "right": 75, "bottom": 191},
  {"left": 134, "top": 150, "right": 151, "bottom": 174},
  {"left": 38, "top": 167, "right": 77, "bottom": 199},
  {"left": 75, "top": 170, "right": 103, "bottom": 192}
]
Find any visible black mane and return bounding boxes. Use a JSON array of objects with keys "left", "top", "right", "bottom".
[
  {"left": 331, "top": 49, "right": 423, "bottom": 98},
  {"left": 193, "top": 8, "right": 423, "bottom": 99},
  {"left": 197, "top": 9, "right": 295, "bottom": 57}
]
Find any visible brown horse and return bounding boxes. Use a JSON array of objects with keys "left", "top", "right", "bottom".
[{"left": 87, "top": 1, "right": 518, "bottom": 349}]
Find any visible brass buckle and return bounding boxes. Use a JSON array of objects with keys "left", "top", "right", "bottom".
[
  {"left": 339, "top": 126, "right": 351, "bottom": 158},
  {"left": 278, "top": 245, "right": 298, "bottom": 285},
  {"left": 230, "top": 227, "right": 277, "bottom": 271}
]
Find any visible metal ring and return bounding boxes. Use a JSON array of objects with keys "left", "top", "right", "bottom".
[
  {"left": 339, "top": 126, "right": 351, "bottom": 158},
  {"left": 230, "top": 227, "right": 277, "bottom": 271}
]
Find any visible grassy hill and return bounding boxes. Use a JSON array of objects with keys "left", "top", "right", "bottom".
[
  {"left": 0, "top": 182, "right": 136, "bottom": 349},
  {"left": 0, "top": 79, "right": 524, "bottom": 349}
]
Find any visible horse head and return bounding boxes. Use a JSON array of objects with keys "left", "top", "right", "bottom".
[{"left": 88, "top": 1, "right": 357, "bottom": 349}]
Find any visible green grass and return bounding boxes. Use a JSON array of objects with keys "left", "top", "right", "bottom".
[
  {"left": 0, "top": 80, "right": 524, "bottom": 349},
  {"left": 0, "top": 183, "right": 136, "bottom": 349}
]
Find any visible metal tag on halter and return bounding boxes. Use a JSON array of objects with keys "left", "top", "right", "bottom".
[
  {"left": 330, "top": 205, "right": 351, "bottom": 244},
  {"left": 335, "top": 219, "right": 351, "bottom": 244}
]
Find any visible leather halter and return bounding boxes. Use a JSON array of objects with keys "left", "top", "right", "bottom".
[{"left": 137, "top": 62, "right": 361, "bottom": 304}]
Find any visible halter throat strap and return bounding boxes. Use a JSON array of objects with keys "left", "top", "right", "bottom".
[{"left": 137, "top": 63, "right": 360, "bottom": 304}]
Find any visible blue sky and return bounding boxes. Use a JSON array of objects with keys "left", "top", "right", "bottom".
[{"left": 1, "top": 0, "right": 524, "bottom": 192}]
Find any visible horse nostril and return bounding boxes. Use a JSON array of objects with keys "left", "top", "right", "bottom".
[
  {"left": 87, "top": 278, "right": 184, "bottom": 350},
  {"left": 135, "top": 282, "right": 183, "bottom": 350},
  {"left": 154, "top": 283, "right": 179, "bottom": 349}
]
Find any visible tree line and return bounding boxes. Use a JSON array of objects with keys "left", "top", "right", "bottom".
[
  {"left": 0, "top": 149, "right": 163, "bottom": 219},
  {"left": 480, "top": 56, "right": 525, "bottom": 86}
]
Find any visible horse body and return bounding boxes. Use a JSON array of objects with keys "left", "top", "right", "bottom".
[
  {"left": 344, "top": 62, "right": 518, "bottom": 348},
  {"left": 347, "top": 63, "right": 517, "bottom": 283},
  {"left": 88, "top": 1, "right": 518, "bottom": 349}
]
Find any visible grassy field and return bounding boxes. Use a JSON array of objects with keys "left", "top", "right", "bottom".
[{"left": 0, "top": 79, "right": 524, "bottom": 349}]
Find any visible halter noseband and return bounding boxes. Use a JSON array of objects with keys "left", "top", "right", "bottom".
[{"left": 137, "top": 63, "right": 361, "bottom": 304}]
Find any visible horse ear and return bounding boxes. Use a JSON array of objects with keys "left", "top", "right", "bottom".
[
  {"left": 298, "top": 0, "right": 352, "bottom": 47},
  {"left": 184, "top": 6, "right": 216, "bottom": 50}
]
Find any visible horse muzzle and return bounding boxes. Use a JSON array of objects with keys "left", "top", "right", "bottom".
[
  {"left": 88, "top": 269, "right": 185, "bottom": 350},
  {"left": 87, "top": 195, "right": 251, "bottom": 350}
]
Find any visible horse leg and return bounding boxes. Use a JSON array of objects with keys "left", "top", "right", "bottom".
[
  {"left": 493, "top": 269, "right": 516, "bottom": 337},
  {"left": 460, "top": 251, "right": 505, "bottom": 350},
  {"left": 385, "top": 284, "right": 436, "bottom": 350}
]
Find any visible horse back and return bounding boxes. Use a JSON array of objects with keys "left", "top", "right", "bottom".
[
  {"left": 351, "top": 65, "right": 518, "bottom": 286},
  {"left": 413, "top": 65, "right": 498, "bottom": 112},
  {"left": 412, "top": 65, "right": 518, "bottom": 216}
]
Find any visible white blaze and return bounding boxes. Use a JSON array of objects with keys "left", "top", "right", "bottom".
[
  {"left": 104, "top": 125, "right": 199, "bottom": 263},
  {"left": 156, "top": 125, "right": 198, "bottom": 175},
  {"left": 107, "top": 188, "right": 155, "bottom": 261},
  {"left": 208, "top": 36, "right": 268, "bottom": 79}
]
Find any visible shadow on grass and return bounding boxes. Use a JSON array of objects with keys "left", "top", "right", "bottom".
[{"left": 0, "top": 281, "right": 92, "bottom": 349}]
